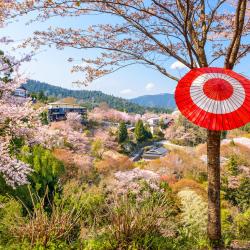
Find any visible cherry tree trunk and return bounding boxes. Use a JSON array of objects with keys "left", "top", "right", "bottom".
[{"left": 207, "top": 130, "right": 222, "bottom": 248}]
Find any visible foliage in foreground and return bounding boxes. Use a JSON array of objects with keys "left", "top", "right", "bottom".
[
  {"left": 0, "top": 180, "right": 188, "bottom": 250},
  {"left": 0, "top": 117, "right": 249, "bottom": 250},
  {"left": 0, "top": 156, "right": 250, "bottom": 250}
]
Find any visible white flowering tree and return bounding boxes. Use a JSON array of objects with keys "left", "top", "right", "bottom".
[{"left": 66, "top": 112, "right": 83, "bottom": 131}]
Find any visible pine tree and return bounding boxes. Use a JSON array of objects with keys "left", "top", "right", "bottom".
[
  {"left": 134, "top": 120, "right": 150, "bottom": 143},
  {"left": 227, "top": 155, "right": 239, "bottom": 176},
  {"left": 118, "top": 121, "right": 128, "bottom": 143},
  {"left": 38, "top": 91, "right": 48, "bottom": 102},
  {"left": 39, "top": 111, "right": 49, "bottom": 125}
]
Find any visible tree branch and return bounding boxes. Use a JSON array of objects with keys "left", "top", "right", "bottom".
[{"left": 225, "top": 0, "right": 247, "bottom": 69}]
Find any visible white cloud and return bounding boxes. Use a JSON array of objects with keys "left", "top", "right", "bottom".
[
  {"left": 170, "top": 61, "right": 187, "bottom": 70},
  {"left": 120, "top": 88, "right": 132, "bottom": 95},
  {"left": 145, "top": 82, "right": 155, "bottom": 91}
]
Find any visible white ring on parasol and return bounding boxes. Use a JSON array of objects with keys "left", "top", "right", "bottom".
[{"left": 190, "top": 73, "right": 245, "bottom": 114}]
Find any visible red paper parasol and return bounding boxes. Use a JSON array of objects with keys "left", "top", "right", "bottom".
[{"left": 175, "top": 67, "right": 250, "bottom": 130}]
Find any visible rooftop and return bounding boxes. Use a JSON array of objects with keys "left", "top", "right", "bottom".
[
  {"left": 17, "top": 85, "right": 27, "bottom": 90},
  {"left": 49, "top": 102, "right": 85, "bottom": 109},
  {"left": 142, "top": 146, "right": 168, "bottom": 159}
]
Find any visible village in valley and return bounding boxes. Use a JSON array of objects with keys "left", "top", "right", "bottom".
[
  {"left": 15, "top": 84, "right": 173, "bottom": 161},
  {"left": 1, "top": 1, "right": 250, "bottom": 250}
]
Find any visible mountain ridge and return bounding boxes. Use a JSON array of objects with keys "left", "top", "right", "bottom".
[{"left": 130, "top": 93, "right": 176, "bottom": 109}]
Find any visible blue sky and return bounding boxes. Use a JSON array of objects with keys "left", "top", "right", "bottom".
[{"left": 2, "top": 11, "right": 250, "bottom": 99}]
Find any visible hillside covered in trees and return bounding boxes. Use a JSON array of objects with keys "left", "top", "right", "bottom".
[{"left": 25, "top": 80, "right": 170, "bottom": 114}]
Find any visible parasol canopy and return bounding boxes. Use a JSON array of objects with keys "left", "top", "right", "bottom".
[{"left": 175, "top": 67, "right": 250, "bottom": 130}]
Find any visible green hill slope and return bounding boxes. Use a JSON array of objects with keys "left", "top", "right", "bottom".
[{"left": 24, "top": 80, "right": 171, "bottom": 114}]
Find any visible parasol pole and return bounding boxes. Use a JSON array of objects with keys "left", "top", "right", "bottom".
[
  {"left": 201, "top": 57, "right": 222, "bottom": 247},
  {"left": 207, "top": 64, "right": 237, "bottom": 247},
  {"left": 207, "top": 130, "right": 221, "bottom": 247}
]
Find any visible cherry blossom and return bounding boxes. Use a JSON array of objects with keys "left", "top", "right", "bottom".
[
  {"left": 66, "top": 112, "right": 83, "bottom": 131},
  {"left": 0, "top": 144, "right": 33, "bottom": 187},
  {"left": 113, "top": 168, "right": 160, "bottom": 195},
  {"left": 0, "top": 3, "right": 38, "bottom": 187},
  {"left": 0, "top": 79, "right": 38, "bottom": 187},
  {"left": 34, "top": 121, "right": 90, "bottom": 154},
  {"left": 89, "top": 106, "right": 141, "bottom": 123},
  {"left": 16, "top": 1, "right": 249, "bottom": 84}
]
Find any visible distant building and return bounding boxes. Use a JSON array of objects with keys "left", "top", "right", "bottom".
[
  {"left": 101, "top": 121, "right": 119, "bottom": 127},
  {"left": 147, "top": 117, "right": 160, "bottom": 126},
  {"left": 146, "top": 117, "right": 174, "bottom": 134},
  {"left": 147, "top": 117, "right": 173, "bottom": 126},
  {"left": 14, "top": 86, "right": 28, "bottom": 98},
  {"left": 142, "top": 146, "right": 168, "bottom": 159},
  {"left": 48, "top": 102, "right": 87, "bottom": 122}
]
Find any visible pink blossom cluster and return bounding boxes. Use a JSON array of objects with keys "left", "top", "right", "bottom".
[
  {"left": 0, "top": 79, "right": 40, "bottom": 187},
  {"left": 113, "top": 168, "right": 160, "bottom": 195},
  {"left": 227, "top": 165, "right": 250, "bottom": 189},
  {"left": 0, "top": 97, "right": 36, "bottom": 188},
  {"left": 33, "top": 119, "right": 118, "bottom": 162},
  {"left": 34, "top": 121, "right": 90, "bottom": 154},
  {"left": 66, "top": 112, "right": 82, "bottom": 130},
  {"left": 32, "top": 125, "right": 64, "bottom": 148},
  {"left": 227, "top": 176, "right": 241, "bottom": 189},
  {"left": 0, "top": 144, "right": 33, "bottom": 187},
  {"left": 93, "top": 128, "right": 118, "bottom": 150},
  {"left": 88, "top": 106, "right": 172, "bottom": 124},
  {"left": 89, "top": 106, "right": 141, "bottom": 123}
]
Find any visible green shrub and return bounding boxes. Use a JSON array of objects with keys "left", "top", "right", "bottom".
[
  {"left": 221, "top": 208, "right": 250, "bottom": 244},
  {"left": 240, "top": 122, "right": 250, "bottom": 133},
  {"left": 91, "top": 139, "right": 105, "bottom": 159},
  {"left": 39, "top": 111, "right": 49, "bottom": 125},
  {"left": 82, "top": 234, "right": 114, "bottom": 250},
  {"left": 106, "top": 182, "right": 180, "bottom": 249},
  {"left": 61, "top": 182, "right": 108, "bottom": 228},
  {"left": 119, "top": 141, "right": 135, "bottom": 154},
  {"left": 177, "top": 189, "right": 208, "bottom": 248},
  {"left": 223, "top": 177, "right": 250, "bottom": 212},
  {"left": 18, "top": 145, "right": 64, "bottom": 209},
  {"left": 221, "top": 209, "right": 235, "bottom": 246},
  {"left": 63, "top": 139, "right": 74, "bottom": 150},
  {"left": 197, "top": 171, "right": 207, "bottom": 183},
  {"left": 1, "top": 240, "right": 74, "bottom": 250},
  {"left": 235, "top": 177, "right": 250, "bottom": 211},
  {"left": 234, "top": 208, "right": 250, "bottom": 240},
  {"left": 8, "top": 136, "right": 25, "bottom": 156},
  {"left": 0, "top": 196, "right": 24, "bottom": 245},
  {"left": 0, "top": 193, "right": 81, "bottom": 249},
  {"left": 0, "top": 240, "right": 32, "bottom": 250}
]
